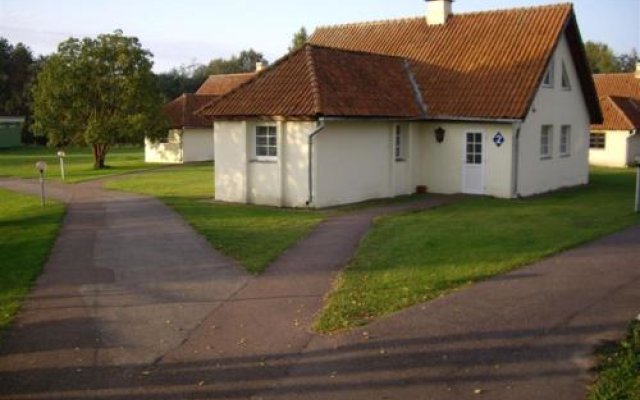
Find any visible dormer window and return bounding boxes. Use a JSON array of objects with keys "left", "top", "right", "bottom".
[
  {"left": 561, "top": 61, "right": 571, "bottom": 90},
  {"left": 542, "top": 57, "right": 554, "bottom": 88}
]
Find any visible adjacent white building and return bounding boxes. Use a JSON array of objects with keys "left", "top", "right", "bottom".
[
  {"left": 145, "top": 72, "right": 257, "bottom": 164},
  {"left": 199, "top": 1, "right": 602, "bottom": 208},
  {"left": 590, "top": 69, "right": 640, "bottom": 167}
]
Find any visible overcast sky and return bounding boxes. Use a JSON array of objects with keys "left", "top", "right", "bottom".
[{"left": 1, "top": 0, "right": 638, "bottom": 72}]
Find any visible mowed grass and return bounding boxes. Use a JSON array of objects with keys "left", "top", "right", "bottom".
[
  {"left": 0, "top": 189, "right": 65, "bottom": 337},
  {"left": 0, "top": 146, "right": 154, "bottom": 183},
  {"left": 589, "top": 321, "right": 640, "bottom": 400},
  {"left": 316, "top": 168, "right": 640, "bottom": 332},
  {"left": 105, "top": 163, "right": 325, "bottom": 274}
]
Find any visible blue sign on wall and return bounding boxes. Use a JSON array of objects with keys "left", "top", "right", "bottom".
[{"left": 493, "top": 132, "right": 505, "bottom": 147}]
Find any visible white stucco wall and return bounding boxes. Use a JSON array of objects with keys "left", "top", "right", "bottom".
[
  {"left": 215, "top": 121, "right": 248, "bottom": 203},
  {"left": 416, "top": 122, "right": 514, "bottom": 198},
  {"left": 145, "top": 130, "right": 182, "bottom": 163},
  {"left": 314, "top": 121, "right": 412, "bottom": 207},
  {"left": 628, "top": 133, "right": 640, "bottom": 165},
  {"left": 516, "top": 34, "right": 591, "bottom": 197},
  {"left": 182, "top": 128, "right": 214, "bottom": 162},
  {"left": 214, "top": 120, "right": 313, "bottom": 207},
  {"left": 589, "top": 130, "right": 637, "bottom": 167}
]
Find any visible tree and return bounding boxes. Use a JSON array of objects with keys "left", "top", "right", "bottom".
[
  {"left": 204, "top": 49, "right": 268, "bottom": 75},
  {"left": 0, "top": 38, "right": 38, "bottom": 143},
  {"left": 33, "top": 31, "right": 167, "bottom": 168},
  {"left": 585, "top": 41, "right": 620, "bottom": 73},
  {"left": 617, "top": 49, "right": 638, "bottom": 73},
  {"left": 289, "top": 27, "right": 308, "bottom": 53}
]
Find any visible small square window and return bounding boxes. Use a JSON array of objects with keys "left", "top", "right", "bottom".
[
  {"left": 540, "top": 125, "right": 553, "bottom": 158},
  {"left": 560, "top": 125, "right": 571, "bottom": 156},
  {"left": 590, "top": 132, "right": 605, "bottom": 149},
  {"left": 255, "top": 125, "right": 277, "bottom": 159},
  {"left": 542, "top": 58, "right": 554, "bottom": 88}
]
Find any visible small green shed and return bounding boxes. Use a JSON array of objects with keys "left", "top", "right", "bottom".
[{"left": 0, "top": 116, "right": 24, "bottom": 148}]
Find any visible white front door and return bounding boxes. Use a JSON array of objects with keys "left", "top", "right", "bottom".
[{"left": 463, "top": 131, "right": 485, "bottom": 194}]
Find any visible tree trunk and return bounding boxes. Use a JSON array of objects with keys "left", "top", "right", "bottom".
[{"left": 92, "top": 144, "right": 108, "bottom": 169}]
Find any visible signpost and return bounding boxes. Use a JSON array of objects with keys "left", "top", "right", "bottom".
[
  {"left": 57, "top": 150, "right": 66, "bottom": 180},
  {"left": 35, "top": 161, "right": 47, "bottom": 207}
]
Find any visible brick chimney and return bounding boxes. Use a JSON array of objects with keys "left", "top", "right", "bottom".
[{"left": 426, "top": 0, "right": 453, "bottom": 26}]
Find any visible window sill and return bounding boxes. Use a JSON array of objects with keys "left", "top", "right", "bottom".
[
  {"left": 560, "top": 153, "right": 571, "bottom": 158},
  {"left": 540, "top": 156, "right": 553, "bottom": 161},
  {"left": 250, "top": 158, "right": 278, "bottom": 164},
  {"left": 590, "top": 148, "right": 606, "bottom": 151},
  {"left": 395, "top": 158, "right": 406, "bottom": 163},
  {"left": 541, "top": 84, "right": 554, "bottom": 89},
  {"left": 561, "top": 87, "right": 571, "bottom": 91}
]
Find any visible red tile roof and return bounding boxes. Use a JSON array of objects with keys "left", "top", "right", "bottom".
[
  {"left": 200, "top": 45, "right": 425, "bottom": 119},
  {"left": 592, "top": 73, "right": 640, "bottom": 130},
  {"left": 164, "top": 94, "right": 218, "bottom": 129},
  {"left": 201, "top": 3, "right": 601, "bottom": 122},
  {"left": 196, "top": 73, "right": 256, "bottom": 96}
]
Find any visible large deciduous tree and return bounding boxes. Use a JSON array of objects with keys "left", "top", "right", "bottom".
[{"left": 33, "top": 30, "right": 166, "bottom": 168}]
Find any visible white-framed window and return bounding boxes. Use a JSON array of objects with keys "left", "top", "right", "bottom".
[
  {"left": 255, "top": 125, "right": 277, "bottom": 160},
  {"left": 394, "top": 124, "right": 406, "bottom": 161},
  {"left": 540, "top": 125, "right": 553, "bottom": 159},
  {"left": 466, "top": 132, "right": 483, "bottom": 165},
  {"left": 561, "top": 61, "right": 571, "bottom": 90},
  {"left": 590, "top": 132, "right": 606, "bottom": 149},
  {"left": 542, "top": 57, "right": 554, "bottom": 88},
  {"left": 560, "top": 125, "right": 571, "bottom": 156}
]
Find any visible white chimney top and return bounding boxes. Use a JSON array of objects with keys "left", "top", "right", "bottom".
[
  {"left": 635, "top": 62, "right": 640, "bottom": 79},
  {"left": 426, "top": 0, "right": 453, "bottom": 26},
  {"left": 256, "top": 62, "right": 265, "bottom": 72}
]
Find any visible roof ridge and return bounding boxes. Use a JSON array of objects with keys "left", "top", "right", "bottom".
[
  {"left": 206, "top": 72, "right": 256, "bottom": 79},
  {"left": 403, "top": 60, "right": 428, "bottom": 118},
  {"left": 314, "top": 2, "right": 572, "bottom": 31},
  {"left": 304, "top": 46, "right": 323, "bottom": 116}
]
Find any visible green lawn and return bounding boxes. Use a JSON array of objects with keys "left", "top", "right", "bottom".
[
  {"left": 315, "top": 168, "right": 640, "bottom": 332},
  {"left": 589, "top": 321, "right": 640, "bottom": 400},
  {"left": 0, "top": 146, "right": 156, "bottom": 183},
  {"left": 0, "top": 189, "right": 65, "bottom": 337},
  {"left": 105, "top": 163, "right": 325, "bottom": 274}
]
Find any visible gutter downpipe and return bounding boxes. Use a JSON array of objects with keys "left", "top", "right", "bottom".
[
  {"left": 512, "top": 122, "right": 523, "bottom": 198},
  {"left": 306, "top": 117, "right": 326, "bottom": 207}
]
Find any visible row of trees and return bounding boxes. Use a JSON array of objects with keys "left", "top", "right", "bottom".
[
  {"left": 585, "top": 41, "right": 637, "bottom": 74},
  {"left": 156, "top": 27, "right": 307, "bottom": 101}
]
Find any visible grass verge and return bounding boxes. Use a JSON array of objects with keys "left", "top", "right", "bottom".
[
  {"left": 0, "top": 146, "right": 155, "bottom": 183},
  {"left": 315, "top": 168, "right": 640, "bottom": 332},
  {"left": 0, "top": 189, "right": 65, "bottom": 339},
  {"left": 589, "top": 320, "right": 640, "bottom": 400},
  {"left": 105, "top": 163, "right": 325, "bottom": 274}
]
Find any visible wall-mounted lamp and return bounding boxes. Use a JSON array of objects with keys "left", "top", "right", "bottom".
[{"left": 435, "top": 127, "right": 446, "bottom": 143}]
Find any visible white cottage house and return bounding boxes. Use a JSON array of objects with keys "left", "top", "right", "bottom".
[
  {"left": 145, "top": 72, "right": 256, "bottom": 164},
  {"left": 590, "top": 69, "right": 640, "bottom": 167},
  {"left": 199, "top": 1, "right": 602, "bottom": 208}
]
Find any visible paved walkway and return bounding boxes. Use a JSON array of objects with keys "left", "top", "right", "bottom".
[
  {"left": 0, "top": 178, "right": 456, "bottom": 399},
  {"left": 0, "top": 178, "right": 639, "bottom": 399}
]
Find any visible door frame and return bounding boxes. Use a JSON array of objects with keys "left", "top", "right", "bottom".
[{"left": 462, "top": 130, "right": 486, "bottom": 195}]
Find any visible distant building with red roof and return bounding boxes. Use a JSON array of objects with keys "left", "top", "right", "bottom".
[
  {"left": 590, "top": 70, "right": 640, "bottom": 167},
  {"left": 145, "top": 71, "right": 257, "bottom": 163}
]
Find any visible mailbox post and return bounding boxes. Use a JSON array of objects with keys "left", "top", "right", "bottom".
[
  {"left": 57, "top": 150, "right": 66, "bottom": 180},
  {"left": 35, "top": 161, "right": 47, "bottom": 207}
]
